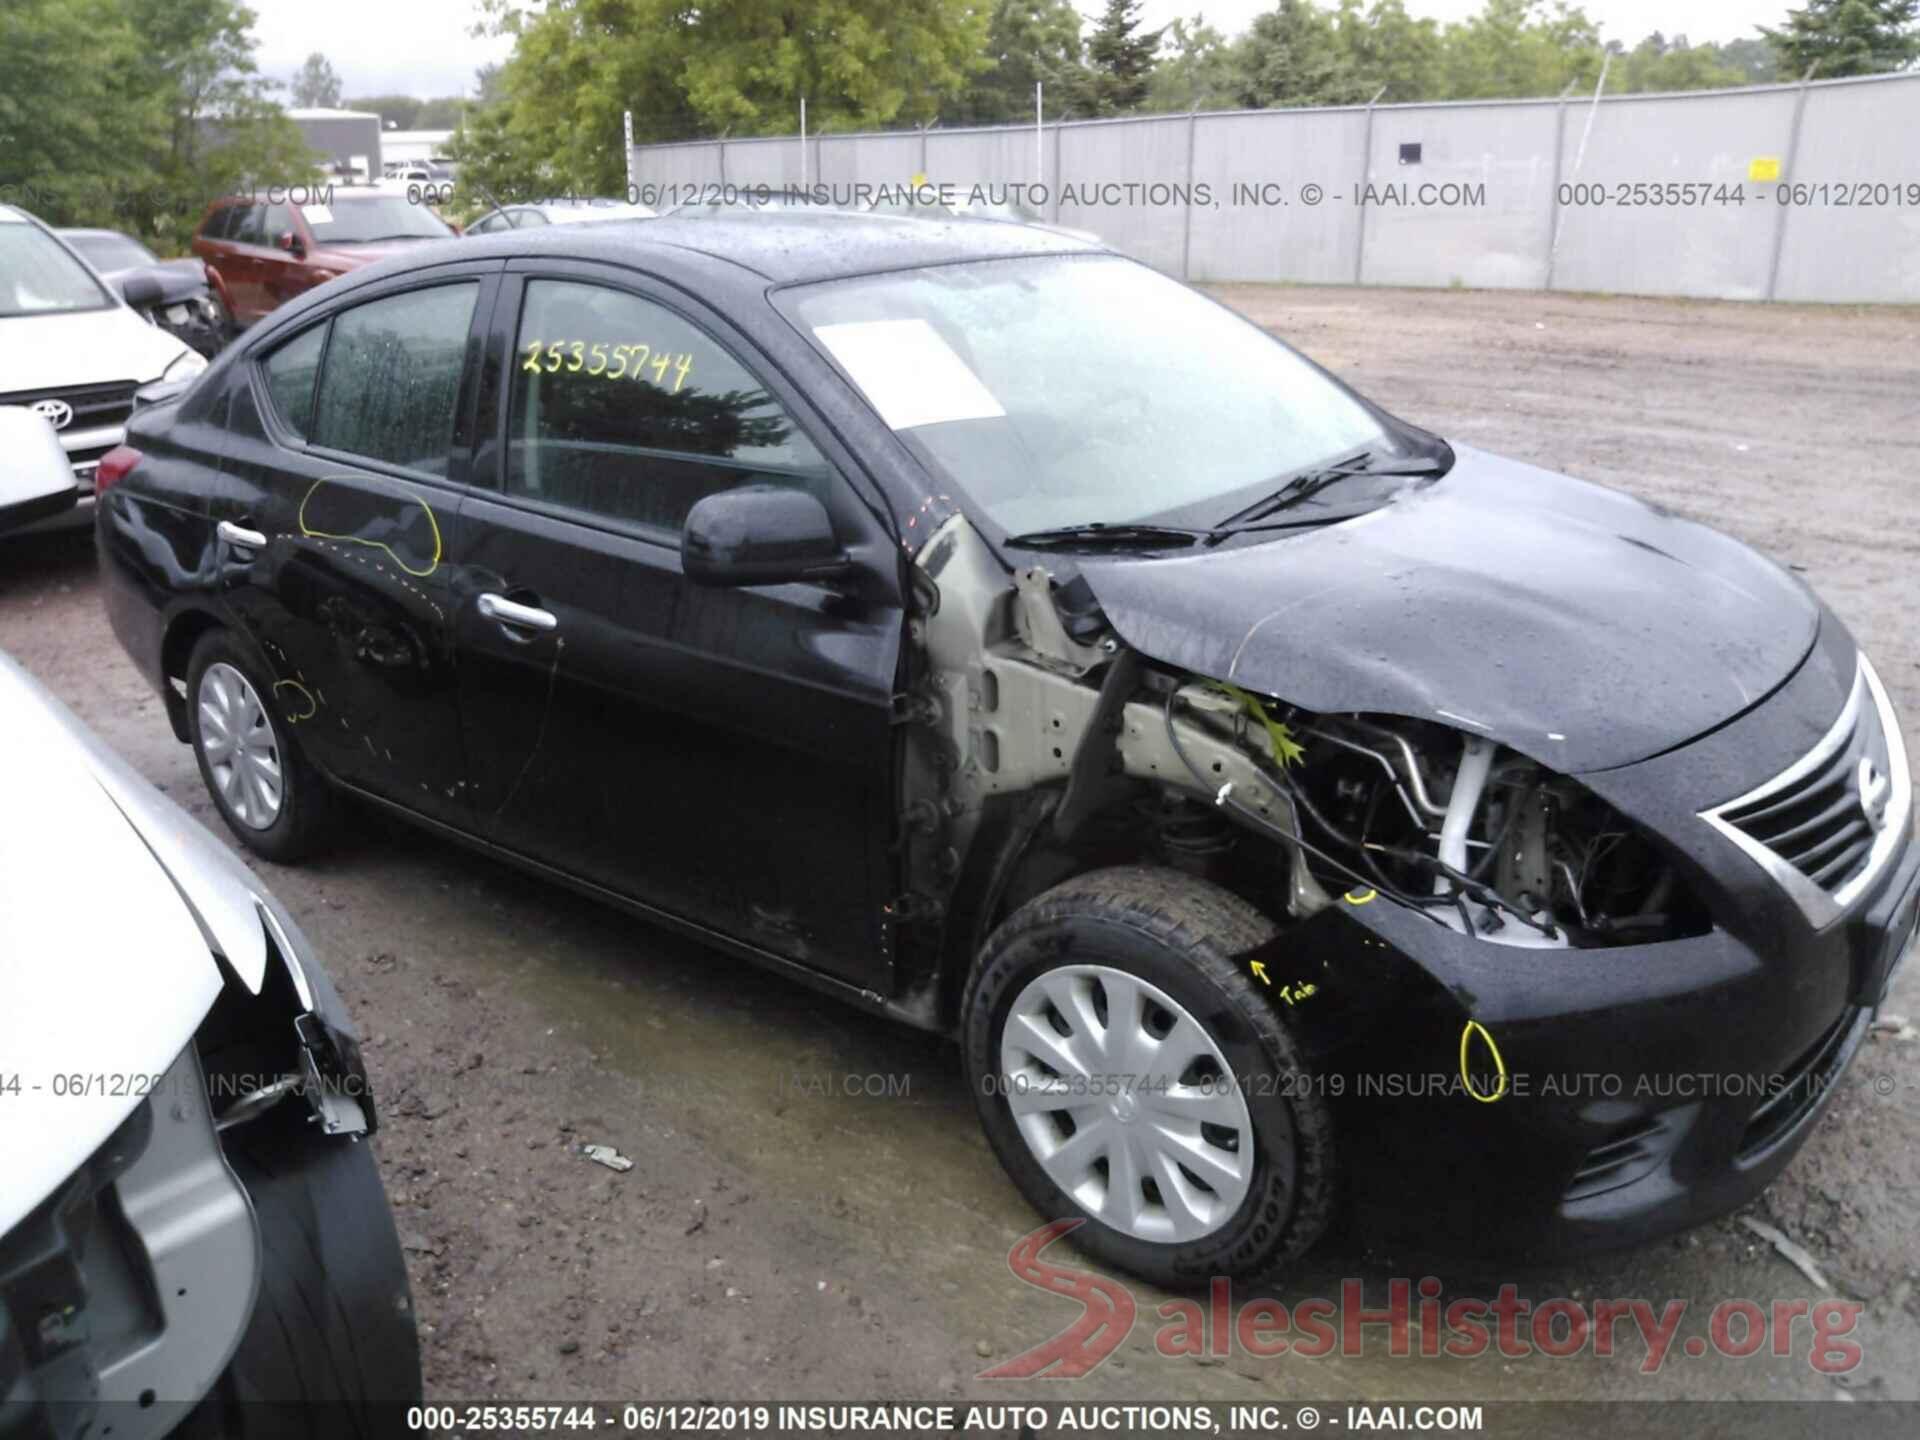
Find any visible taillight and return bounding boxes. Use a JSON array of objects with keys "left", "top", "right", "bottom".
[{"left": 94, "top": 446, "right": 143, "bottom": 495}]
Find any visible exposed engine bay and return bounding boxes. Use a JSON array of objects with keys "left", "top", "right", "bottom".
[{"left": 903, "top": 516, "right": 1708, "bottom": 954}]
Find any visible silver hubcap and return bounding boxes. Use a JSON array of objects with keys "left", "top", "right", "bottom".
[
  {"left": 198, "top": 662, "right": 283, "bottom": 829},
  {"left": 1000, "top": 964, "right": 1254, "bottom": 1243}
]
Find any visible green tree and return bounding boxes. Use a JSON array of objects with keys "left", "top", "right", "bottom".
[
  {"left": 1330, "top": 0, "right": 1443, "bottom": 101},
  {"left": 1, "top": 0, "right": 311, "bottom": 252},
  {"left": 346, "top": 94, "right": 423, "bottom": 129},
  {"left": 0, "top": 0, "right": 145, "bottom": 202},
  {"left": 1437, "top": 0, "right": 1604, "bottom": 99},
  {"left": 459, "top": 0, "right": 989, "bottom": 200},
  {"left": 122, "top": 0, "right": 314, "bottom": 248},
  {"left": 1763, "top": 0, "right": 1920, "bottom": 77},
  {"left": 1715, "top": 37, "right": 1781, "bottom": 83},
  {"left": 1145, "top": 15, "right": 1239, "bottom": 111},
  {"left": 343, "top": 94, "right": 470, "bottom": 130},
  {"left": 1230, "top": 0, "right": 1363, "bottom": 107},
  {"left": 1084, "top": 0, "right": 1163, "bottom": 114},
  {"left": 290, "top": 50, "right": 342, "bottom": 107},
  {"left": 1612, "top": 32, "right": 1747, "bottom": 92},
  {"left": 952, "top": 0, "right": 1088, "bottom": 123}
]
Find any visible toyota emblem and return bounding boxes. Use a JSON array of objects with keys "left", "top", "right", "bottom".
[
  {"left": 31, "top": 398, "right": 73, "bottom": 431},
  {"left": 1857, "top": 756, "right": 1891, "bottom": 834}
]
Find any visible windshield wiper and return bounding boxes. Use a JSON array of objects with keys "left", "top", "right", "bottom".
[
  {"left": 1003, "top": 523, "right": 1208, "bottom": 552},
  {"left": 1205, "top": 452, "right": 1448, "bottom": 542}
]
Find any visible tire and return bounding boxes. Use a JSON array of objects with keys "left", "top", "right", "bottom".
[
  {"left": 186, "top": 629, "right": 333, "bottom": 861},
  {"left": 962, "top": 865, "right": 1335, "bottom": 1287},
  {"left": 179, "top": 1123, "right": 422, "bottom": 1437}
]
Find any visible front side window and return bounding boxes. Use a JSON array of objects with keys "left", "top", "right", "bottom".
[
  {"left": 780, "top": 254, "right": 1393, "bottom": 535},
  {"left": 0, "top": 223, "right": 113, "bottom": 317},
  {"left": 262, "top": 324, "right": 327, "bottom": 440},
  {"left": 505, "top": 279, "right": 829, "bottom": 533},
  {"left": 310, "top": 283, "right": 477, "bottom": 473}
]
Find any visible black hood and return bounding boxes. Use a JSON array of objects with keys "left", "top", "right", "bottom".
[{"left": 1077, "top": 445, "right": 1819, "bottom": 772}]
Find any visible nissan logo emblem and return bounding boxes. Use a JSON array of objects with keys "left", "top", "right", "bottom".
[
  {"left": 1857, "top": 756, "right": 1891, "bottom": 834},
  {"left": 31, "top": 398, "right": 73, "bottom": 431}
]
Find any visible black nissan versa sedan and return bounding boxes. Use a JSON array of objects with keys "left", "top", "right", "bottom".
[{"left": 95, "top": 214, "right": 1917, "bottom": 1286}]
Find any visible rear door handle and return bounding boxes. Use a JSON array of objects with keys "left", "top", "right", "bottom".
[
  {"left": 478, "top": 592, "right": 558, "bottom": 633},
  {"left": 217, "top": 520, "right": 267, "bottom": 550}
]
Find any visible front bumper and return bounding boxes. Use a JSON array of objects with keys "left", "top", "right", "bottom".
[{"left": 1299, "top": 817, "right": 1918, "bottom": 1260}]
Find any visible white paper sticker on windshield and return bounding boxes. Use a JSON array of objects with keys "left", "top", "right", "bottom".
[
  {"left": 813, "top": 319, "right": 1005, "bottom": 432},
  {"left": 301, "top": 203, "right": 334, "bottom": 226}
]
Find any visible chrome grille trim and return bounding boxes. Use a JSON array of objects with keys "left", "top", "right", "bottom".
[{"left": 1700, "top": 655, "right": 1912, "bottom": 928}]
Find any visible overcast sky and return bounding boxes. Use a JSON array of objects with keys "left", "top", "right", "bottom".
[{"left": 249, "top": 0, "right": 1787, "bottom": 103}]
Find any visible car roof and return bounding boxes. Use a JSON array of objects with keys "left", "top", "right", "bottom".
[
  {"left": 56, "top": 227, "right": 137, "bottom": 242},
  {"left": 458, "top": 210, "right": 1101, "bottom": 286}
]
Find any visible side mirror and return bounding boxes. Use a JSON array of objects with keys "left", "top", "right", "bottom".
[
  {"left": 118, "top": 272, "right": 163, "bottom": 310},
  {"left": 275, "top": 230, "right": 305, "bottom": 259},
  {"left": 0, "top": 408, "right": 78, "bottom": 533},
  {"left": 682, "top": 486, "right": 849, "bottom": 588}
]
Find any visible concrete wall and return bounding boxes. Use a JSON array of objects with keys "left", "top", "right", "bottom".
[{"left": 629, "top": 71, "right": 1920, "bottom": 304}]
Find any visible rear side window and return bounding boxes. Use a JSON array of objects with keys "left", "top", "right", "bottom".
[
  {"left": 231, "top": 205, "right": 266, "bottom": 246},
  {"left": 310, "top": 283, "right": 478, "bottom": 474},
  {"left": 504, "top": 279, "right": 829, "bottom": 533},
  {"left": 262, "top": 325, "right": 327, "bottom": 440},
  {"left": 201, "top": 206, "right": 235, "bottom": 241}
]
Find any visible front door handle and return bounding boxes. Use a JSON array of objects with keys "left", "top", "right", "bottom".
[
  {"left": 478, "top": 592, "right": 558, "bottom": 633},
  {"left": 217, "top": 520, "right": 267, "bottom": 550}
]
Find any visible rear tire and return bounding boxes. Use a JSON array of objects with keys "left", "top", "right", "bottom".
[
  {"left": 178, "top": 1123, "right": 422, "bottom": 1437},
  {"left": 186, "top": 629, "right": 333, "bottom": 861},
  {"left": 962, "top": 865, "right": 1336, "bottom": 1286}
]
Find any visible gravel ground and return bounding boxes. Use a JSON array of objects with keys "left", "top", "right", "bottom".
[{"left": 4, "top": 284, "right": 1917, "bottom": 1410}]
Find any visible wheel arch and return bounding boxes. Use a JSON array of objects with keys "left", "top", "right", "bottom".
[{"left": 160, "top": 605, "right": 228, "bottom": 741}]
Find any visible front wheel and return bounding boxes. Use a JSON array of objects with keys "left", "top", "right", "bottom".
[{"left": 962, "top": 866, "right": 1336, "bottom": 1286}]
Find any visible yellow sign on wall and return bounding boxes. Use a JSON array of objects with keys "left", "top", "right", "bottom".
[{"left": 1749, "top": 156, "right": 1782, "bottom": 182}]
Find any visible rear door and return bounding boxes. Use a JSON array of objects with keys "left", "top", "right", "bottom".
[
  {"left": 206, "top": 262, "right": 499, "bottom": 826},
  {"left": 194, "top": 204, "right": 252, "bottom": 321},
  {"left": 449, "top": 261, "right": 904, "bottom": 985},
  {"left": 223, "top": 203, "right": 270, "bottom": 322}
]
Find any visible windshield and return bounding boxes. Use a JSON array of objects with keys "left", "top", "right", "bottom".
[
  {"left": 0, "top": 224, "right": 115, "bottom": 317},
  {"left": 64, "top": 232, "right": 159, "bottom": 271},
  {"left": 306, "top": 196, "right": 453, "bottom": 244},
  {"left": 780, "top": 255, "right": 1393, "bottom": 534}
]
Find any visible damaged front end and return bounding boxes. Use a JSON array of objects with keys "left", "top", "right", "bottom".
[
  {"left": 896, "top": 514, "right": 1913, "bottom": 1257},
  {"left": 896, "top": 514, "right": 1710, "bottom": 1004}
]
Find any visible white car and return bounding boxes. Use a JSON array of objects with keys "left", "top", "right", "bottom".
[
  {"left": 0, "top": 205, "right": 208, "bottom": 528},
  {"left": 0, "top": 421, "right": 420, "bottom": 1431}
]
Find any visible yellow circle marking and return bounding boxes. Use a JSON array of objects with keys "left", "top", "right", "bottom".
[
  {"left": 1459, "top": 1020, "right": 1508, "bottom": 1104},
  {"left": 1343, "top": 887, "right": 1377, "bottom": 905},
  {"left": 297, "top": 476, "right": 443, "bottom": 578},
  {"left": 272, "top": 678, "right": 318, "bottom": 722}
]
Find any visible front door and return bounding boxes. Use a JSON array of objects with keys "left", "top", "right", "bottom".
[
  {"left": 451, "top": 266, "right": 903, "bottom": 986},
  {"left": 206, "top": 267, "right": 495, "bottom": 826}
]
